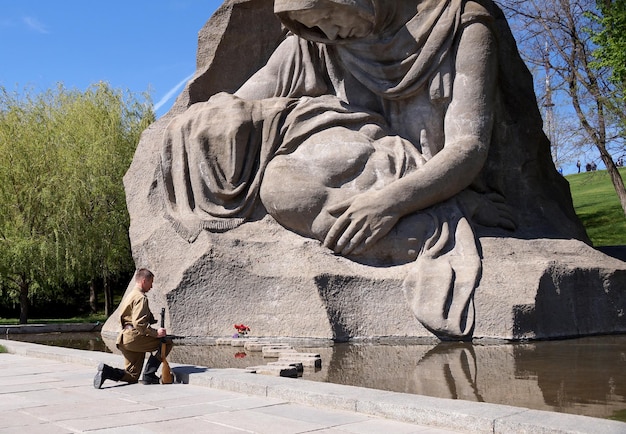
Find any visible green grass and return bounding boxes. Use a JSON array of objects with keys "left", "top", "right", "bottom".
[
  {"left": 0, "top": 313, "right": 107, "bottom": 325},
  {"left": 609, "top": 408, "right": 626, "bottom": 422},
  {"left": 566, "top": 168, "right": 626, "bottom": 246}
]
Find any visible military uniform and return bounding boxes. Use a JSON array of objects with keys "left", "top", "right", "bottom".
[{"left": 115, "top": 285, "right": 173, "bottom": 383}]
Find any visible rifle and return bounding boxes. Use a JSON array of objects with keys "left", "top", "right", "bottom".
[{"left": 160, "top": 307, "right": 173, "bottom": 384}]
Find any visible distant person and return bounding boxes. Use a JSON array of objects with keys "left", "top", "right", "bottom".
[
  {"left": 94, "top": 268, "right": 173, "bottom": 388},
  {"left": 576, "top": 160, "right": 581, "bottom": 173},
  {"left": 591, "top": 162, "right": 597, "bottom": 171},
  {"left": 586, "top": 163, "right": 592, "bottom": 172}
]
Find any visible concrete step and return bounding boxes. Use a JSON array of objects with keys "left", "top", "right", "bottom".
[
  {"left": 267, "top": 361, "right": 304, "bottom": 376},
  {"left": 245, "top": 364, "right": 299, "bottom": 378},
  {"left": 278, "top": 354, "right": 322, "bottom": 369},
  {"left": 262, "top": 345, "right": 296, "bottom": 357}
]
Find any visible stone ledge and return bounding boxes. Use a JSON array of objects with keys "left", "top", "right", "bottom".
[{"left": 0, "top": 323, "right": 103, "bottom": 335}]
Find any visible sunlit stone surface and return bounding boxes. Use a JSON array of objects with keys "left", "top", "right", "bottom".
[{"left": 103, "top": 0, "right": 626, "bottom": 342}]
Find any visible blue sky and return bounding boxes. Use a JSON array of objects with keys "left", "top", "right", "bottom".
[
  {"left": 0, "top": 0, "right": 223, "bottom": 117},
  {"left": 0, "top": 1, "right": 601, "bottom": 174}
]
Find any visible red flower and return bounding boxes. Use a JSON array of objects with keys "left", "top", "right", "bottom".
[{"left": 234, "top": 324, "right": 250, "bottom": 332}]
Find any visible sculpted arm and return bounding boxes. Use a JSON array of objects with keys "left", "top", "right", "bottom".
[
  {"left": 235, "top": 34, "right": 327, "bottom": 100},
  {"left": 389, "top": 20, "right": 497, "bottom": 211},
  {"left": 325, "top": 22, "right": 497, "bottom": 254},
  {"left": 235, "top": 37, "right": 291, "bottom": 99}
]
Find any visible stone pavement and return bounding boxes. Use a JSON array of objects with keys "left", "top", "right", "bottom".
[{"left": 1, "top": 340, "right": 625, "bottom": 434}]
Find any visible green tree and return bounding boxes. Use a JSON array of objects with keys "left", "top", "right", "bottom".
[
  {"left": 589, "top": 0, "right": 626, "bottom": 144},
  {"left": 591, "top": 0, "right": 626, "bottom": 89},
  {"left": 0, "top": 83, "right": 154, "bottom": 323},
  {"left": 499, "top": 0, "right": 626, "bottom": 219}
]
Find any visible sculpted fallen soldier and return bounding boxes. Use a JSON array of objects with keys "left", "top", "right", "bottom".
[{"left": 94, "top": 268, "right": 173, "bottom": 388}]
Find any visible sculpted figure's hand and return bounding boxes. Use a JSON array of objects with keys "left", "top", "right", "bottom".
[
  {"left": 460, "top": 190, "right": 517, "bottom": 230},
  {"left": 323, "top": 191, "right": 399, "bottom": 256}
]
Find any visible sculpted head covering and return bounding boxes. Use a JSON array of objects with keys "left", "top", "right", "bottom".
[
  {"left": 274, "top": 0, "right": 374, "bottom": 14},
  {"left": 274, "top": 0, "right": 376, "bottom": 43},
  {"left": 275, "top": 0, "right": 464, "bottom": 100}
]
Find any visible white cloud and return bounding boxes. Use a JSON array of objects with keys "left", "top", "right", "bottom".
[
  {"left": 154, "top": 72, "right": 195, "bottom": 113},
  {"left": 23, "top": 16, "right": 49, "bottom": 34}
]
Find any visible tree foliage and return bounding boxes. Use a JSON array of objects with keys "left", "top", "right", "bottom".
[
  {"left": 499, "top": 0, "right": 626, "bottom": 219},
  {"left": 0, "top": 83, "right": 154, "bottom": 323},
  {"left": 590, "top": 0, "right": 626, "bottom": 90},
  {"left": 588, "top": 0, "right": 626, "bottom": 140}
]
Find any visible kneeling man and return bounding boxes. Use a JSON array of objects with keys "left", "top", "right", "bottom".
[{"left": 94, "top": 268, "right": 173, "bottom": 388}]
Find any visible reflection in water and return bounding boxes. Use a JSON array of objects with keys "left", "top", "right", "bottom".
[
  {"left": 322, "top": 337, "right": 626, "bottom": 420},
  {"left": 4, "top": 332, "right": 111, "bottom": 352},
  {"left": 514, "top": 337, "right": 626, "bottom": 418},
  {"left": 4, "top": 333, "right": 625, "bottom": 420},
  {"left": 416, "top": 343, "right": 484, "bottom": 402}
]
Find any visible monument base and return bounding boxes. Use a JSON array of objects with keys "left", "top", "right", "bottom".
[{"left": 102, "top": 213, "right": 626, "bottom": 341}]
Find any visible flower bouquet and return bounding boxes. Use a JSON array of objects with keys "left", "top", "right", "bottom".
[{"left": 233, "top": 323, "right": 250, "bottom": 338}]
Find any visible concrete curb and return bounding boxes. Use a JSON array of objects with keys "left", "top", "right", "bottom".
[
  {"left": 0, "top": 322, "right": 102, "bottom": 334},
  {"left": 1, "top": 339, "right": 624, "bottom": 433}
]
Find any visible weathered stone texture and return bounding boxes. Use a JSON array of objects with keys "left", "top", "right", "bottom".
[{"left": 102, "top": 0, "right": 626, "bottom": 342}]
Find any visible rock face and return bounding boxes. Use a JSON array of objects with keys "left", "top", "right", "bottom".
[{"left": 102, "top": 0, "right": 626, "bottom": 342}]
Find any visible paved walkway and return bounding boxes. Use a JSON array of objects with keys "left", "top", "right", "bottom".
[{"left": 0, "top": 340, "right": 624, "bottom": 433}]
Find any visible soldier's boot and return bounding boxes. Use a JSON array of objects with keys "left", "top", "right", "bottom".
[
  {"left": 93, "top": 363, "right": 125, "bottom": 389},
  {"left": 140, "top": 355, "right": 162, "bottom": 385}
]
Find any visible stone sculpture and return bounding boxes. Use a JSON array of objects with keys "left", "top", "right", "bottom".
[{"left": 102, "top": 0, "right": 626, "bottom": 343}]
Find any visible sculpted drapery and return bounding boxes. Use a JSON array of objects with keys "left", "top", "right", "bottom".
[{"left": 160, "top": 0, "right": 511, "bottom": 339}]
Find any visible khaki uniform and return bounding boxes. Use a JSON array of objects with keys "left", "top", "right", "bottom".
[{"left": 115, "top": 285, "right": 173, "bottom": 382}]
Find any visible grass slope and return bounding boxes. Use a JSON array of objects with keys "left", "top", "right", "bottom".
[{"left": 566, "top": 168, "right": 626, "bottom": 247}]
